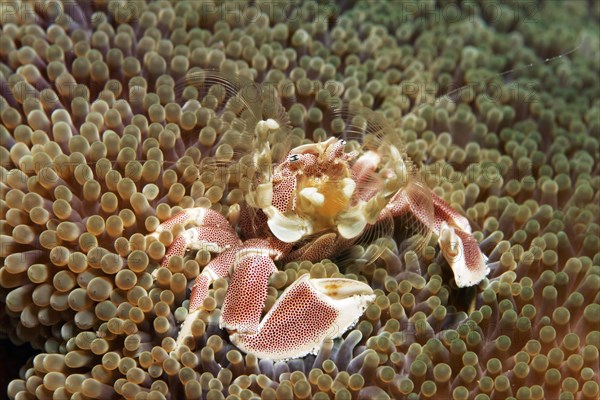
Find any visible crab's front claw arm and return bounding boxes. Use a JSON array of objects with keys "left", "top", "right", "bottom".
[
  {"left": 387, "top": 183, "right": 489, "bottom": 287},
  {"left": 230, "top": 275, "right": 375, "bottom": 360},
  {"left": 220, "top": 255, "right": 277, "bottom": 334},
  {"left": 178, "top": 238, "right": 288, "bottom": 348}
]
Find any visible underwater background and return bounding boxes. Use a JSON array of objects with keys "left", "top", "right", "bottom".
[{"left": 0, "top": 0, "right": 599, "bottom": 399}]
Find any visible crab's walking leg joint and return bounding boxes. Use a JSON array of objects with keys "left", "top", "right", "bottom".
[
  {"left": 160, "top": 226, "right": 240, "bottom": 268},
  {"left": 148, "top": 208, "right": 243, "bottom": 345},
  {"left": 177, "top": 246, "right": 242, "bottom": 347},
  {"left": 150, "top": 208, "right": 240, "bottom": 268}
]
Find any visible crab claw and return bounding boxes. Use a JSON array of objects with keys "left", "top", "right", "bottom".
[{"left": 230, "top": 275, "right": 375, "bottom": 360}]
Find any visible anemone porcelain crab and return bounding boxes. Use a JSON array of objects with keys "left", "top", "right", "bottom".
[{"left": 149, "top": 117, "right": 489, "bottom": 361}]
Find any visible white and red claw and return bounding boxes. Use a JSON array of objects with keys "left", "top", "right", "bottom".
[
  {"left": 351, "top": 142, "right": 488, "bottom": 288},
  {"left": 230, "top": 275, "right": 374, "bottom": 360}
]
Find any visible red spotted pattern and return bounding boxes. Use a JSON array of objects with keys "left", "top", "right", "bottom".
[
  {"left": 188, "top": 245, "right": 243, "bottom": 311},
  {"left": 233, "top": 278, "right": 338, "bottom": 358},
  {"left": 194, "top": 208, "right": 234, "bottom": 231},
  {"left": 325, "top": 140, "right": 346, "bottom": 163},
  {"left": 161, "top": 233, "right": 189, "bottom": 268},
  {"left": 299, "top": 153, "right": 318, "bottom": 175},
  {"left": 220, "top": 255, "right": 277, "bottom": 334},
  {"left": 452, "top": 228, "right": 486, "bottom": 273},
  {"left": 189, "top": 274, "right": 210, "bottom": 311},
  {"left": 272, "top": 177, "right": 296, "bottom": 213},
  {"left": 271, "top": 153, "right": 321, "bottom": 213},
  {"left": 238, "top": 206, "right": 268, "bottom": 239},
  {"left": 204, "top": 246, "right": 240, "bottom": 281},
  {"left": 283, "top": 233, "right": 338, "bottom": 263},
  {"left": 430, "top": 191, "right": 471, "bottom": 233},
  {"left": 161, "top": 227, "right": 240, "bottom": 268},
  {"left": 387, "top": 183, "right": 486, "bottom": 276},
  {"left": 156, "top": 208, "right": 234, "bottom": 234},
  {"left": 386, "top": 182, "right": 435, "bottom": 231}
]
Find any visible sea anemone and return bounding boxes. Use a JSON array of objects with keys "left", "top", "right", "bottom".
[{"left": 1, "top": 0, "right": 599, "bottom": 399}]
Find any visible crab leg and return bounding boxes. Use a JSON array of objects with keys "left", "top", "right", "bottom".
[
  {"left": 150, "top": 208, "right": 237, "bottom": 267},
  {"left": 188, "top": 246, "right": 239, "bottom": 310},
  {"left": 387, "top": 182, "right": 489, "bottom": 287},
  {"left": 176, "top": 245, "right": 241, "bottom": 347},
  {"left": 150, "top": 207, "right": 234, "bottom": 238},
  {"left": 149, "top": 208, "right": 242, "bottom": 345},
  {"left": 159, "top": 226, "right": 240, "bottom": 268},
  {"left": 219, "top": 238, "right": 288, "bottom": 334}
]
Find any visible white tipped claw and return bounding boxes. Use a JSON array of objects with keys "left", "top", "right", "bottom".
[
  {"left": 439, "top": 222, "right": 460, "bottom": 260},
  {"left": 310, "top": 277, "right": 375, "bottom": 300}
]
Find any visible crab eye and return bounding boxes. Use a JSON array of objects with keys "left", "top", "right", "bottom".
[
  {"left": 288, "top": 154, "right": 300, "bottom": 162},
  {"left": 339, "top": 139, "right": 346, "bottom": 145}
]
